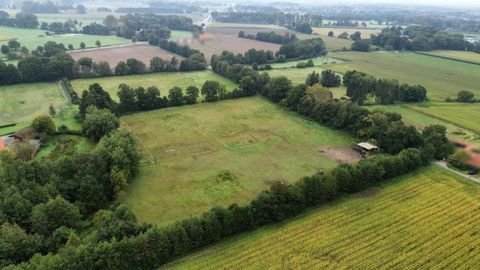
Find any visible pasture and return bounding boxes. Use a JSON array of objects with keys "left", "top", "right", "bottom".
[
  {"left": 367, "top": 104, "right": 480, "bottom": 143},
  {"left": 123, "top": 97, "right": 356, "bottom": 225},
  {"left": 0, "top": 82, "right": 67, "bottom": 126},
  {"left": 170, "top": 166, "right": 480, "bottom": 269},
  {"left": 417, "top": 50, "right": 480, "bottom": 65},
  {"left": 0, "top": 25, "right": 131, "bottom": 50},
  {"left": 68, "top": 43, "right": 180, "bottom": 67},
  {"left": 71, "top": 70, "right": 237, "bottom": 101},
  {"left": 325, "top": 51, "right": 480, "bottom": 101}
]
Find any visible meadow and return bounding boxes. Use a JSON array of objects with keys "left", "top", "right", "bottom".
[
  {"left": 417, "top": 50, "right": 480, "bottom": 65},
  {"left": 71, "top": 71, "right": 238, "bottom": 101},
  {"left": 170, "top": 166, "right": 480, "bottom": 269},
  {"left": 123, "top": 97, "right": 356, "bottom": 226},
  {"left": 367, "top": 103, "right": 480, "bottom": 143},
  {"left": 0, "top": 25, "right": 131, "bottom": 50},
  {"left": 0, "top": 82, "right": 67, "bottom": 126},
  {"left": 325, "top": 51, "right": 480, "bottom": 101}
]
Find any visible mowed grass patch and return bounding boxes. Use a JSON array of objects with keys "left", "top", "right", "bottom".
[
  {"left": 170, "top": 166, "right": 480, "bottom": 269},
  {"left": 0, "top": 25, "right": 131, "bottom": 50},
  {"left": 0, "top": 82, "right": 68, "bottom": 126},
  {"left": 71, "top": 71, "right": 238, "bottom": 101},
  {"left": 417, "top": 50, "right": 480, "bottom": 65},
  {"left": 326, "top": 51, "right": 480, "bottom": 101},
  {"left": 123, "top": 97, "right": 355, "bottom": 226}
]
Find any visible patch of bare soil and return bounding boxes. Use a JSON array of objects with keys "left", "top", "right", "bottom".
[{"left": 318, "top": 147, "right": 362, "bottom": 164}]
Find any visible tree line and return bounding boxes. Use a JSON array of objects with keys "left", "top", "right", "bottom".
[
  {"left": 371, "top": 26, "right": 479, "bottom": 53},
  {"left": 238, "top": 31, "right": 298, "bottom": 44},
  {"left": 0, "top": 40, "right": 207, "bottom": 85},
  {"left": 211, "top": 11, "right": 321, "bottom": 33},
  {"left": 343, "top": 70, "right": 427, "bottom": 105}
]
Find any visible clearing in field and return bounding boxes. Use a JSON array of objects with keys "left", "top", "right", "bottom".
[
  {"left": 325, "top": 51, "right": 480, "bottom": 101},
  {"left": 71, "top": 70, "right": 238, "bottom": 101},
  {"left": 68, "top": 43, "right": 180, "bottom": 67},
  {"left": 417, "top": 50, "right": 480, "bottom": 65},
  {"left": 123, "top": 97, "right": 355, "bottom": 226},
  {"left": 170, "top": 166, "right": 480, "bottom": 269},
  {"left": 0, "top": 25, "right": 131, "bottom": 50}
]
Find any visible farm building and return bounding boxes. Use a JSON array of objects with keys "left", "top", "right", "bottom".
[
  {"left": 0, "top": 133, "right": 42, "bottom": 158},
  {"left": 452, "top": 141, "right": 480, "bottom": 169},
  {"left": 352, "top": 142, "right": 379, "bottom": 156}
]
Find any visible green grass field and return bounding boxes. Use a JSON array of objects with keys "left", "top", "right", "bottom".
[
  {"left": 367, "top": 103, "right": 480, "bottom": 143},
  {"left": 417, "top": 50, "right": 480, "bottom": 65},
  {"left": 0, "top": 25, "right": 131, "bottom": 50},
  {"left": 313, "top": 27, "right": 380, "bottom": 37},
  {"left": 319, "top": 35, "right": 353, "bottom": 51},
  {"left": 169, "top": 30, "right": 193, "bottom": 40},
  {"left": 170, "top": 166, "right": 480, "bottom": 269},
  {"left": 0, "top": 82, "right": 67, "bottom": 126},
  {"left": 0, "top": 82, "right": 81, "bottom": 135},
  {"left": 123, "top": 97, "right": 355, "bottom": 226},
  {"left": 71, "top": 71, "right": 238, "bottom": 101},
  {"left": 325, "top": 51, "right": 480, "bottom": 101}
]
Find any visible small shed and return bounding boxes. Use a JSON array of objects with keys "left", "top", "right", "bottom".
[{"left": 357, "top": 142, "right": 379, "bottom": 152}]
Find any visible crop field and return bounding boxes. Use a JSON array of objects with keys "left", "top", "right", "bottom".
[
  {"left": 71, "top": 70, "right": 237, "bottom": 101},
  {"left": 0, "top": 26, "right": 131, "bottom": 50},
  {"left": 417, "top": 50, "right": 480, "bottom": 65},
  {"left": 123, "top": 97, "right": 356, "bottom": 225},
  {"left": 170, "top": 166, "right": 480, "bottom": 269},
  {"left": 68, "top": 43, "right": 179, "bottom": 67},
  {"left": 325, "top": 51, "right": 480, "bottom": 101},
  {"left": 313, "top": 27, "right": 381, "bottom": 37}
]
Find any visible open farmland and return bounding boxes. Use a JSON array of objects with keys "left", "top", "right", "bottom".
[
  {"left": 178, "top": 33, "right": 281, "bottom": 63},
  {"left": 417, "top": 50, "right": 480, "bottom": 65},
  {"left": 325, "top": 51, "right": 480, "bottom": 101},
  {"left": 313, "top": 27, "right": 381, "bottom": 37},
  {"left": 71, "top": 70, "right": 237, "bottom": 101},
  {"left": 0, "top": 25, "right": 131, "bottom": 50},
  {"left": 0, "top": 82, "right": 67, "bottom": 126},
  {"left": 68, "top": 43, "right": 180, "bottom": 67},
  {"left": 170, "top": 166, "right": 480, "bottom": 269},
  {"left": 123, "top": 97, "right": 356, "bottom": 225},
  {"left": 367, "top": 104, "right": 480, "bottom": 143}
]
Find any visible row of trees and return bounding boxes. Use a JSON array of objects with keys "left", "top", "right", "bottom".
[
  {"left": 0, "top": 11, "right": 38, "bottom": 28},
  {"left": 212, "top": 12, "right": 322, "bottom": 29},
  {"left": 343, "top": 70, "right": 427, "bottom": 104},
  {"left": 371, "top": 26, "right": 476, "bottom": 52},
  {"left": 238, "top": 31, "right": 298, "bottom": 44}
]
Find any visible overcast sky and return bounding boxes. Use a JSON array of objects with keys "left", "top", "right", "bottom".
[{"left": 309, "top": 0, "right": 480, "bottom": 7}]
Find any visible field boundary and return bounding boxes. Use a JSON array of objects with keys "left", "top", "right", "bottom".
[{"left": 415, "top": 51, "right": 480, "bottom": 66}]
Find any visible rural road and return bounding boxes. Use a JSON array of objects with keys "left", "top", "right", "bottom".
[{"left": 434, "top": 161, "right": 480, "bottom": 184}]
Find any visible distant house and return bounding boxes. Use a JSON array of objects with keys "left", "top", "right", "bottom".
[{"left": 452, "top": 140, "right": 480, "bottom": 169}]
